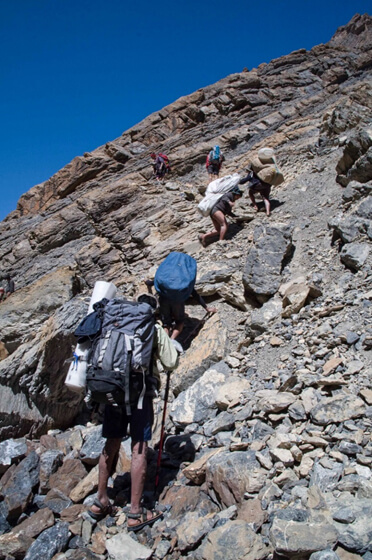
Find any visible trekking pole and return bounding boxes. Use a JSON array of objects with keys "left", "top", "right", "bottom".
[{"left": 154, "top": 370, "right": 171, "bottom": 499}]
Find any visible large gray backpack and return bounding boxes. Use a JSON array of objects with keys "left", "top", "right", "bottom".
[{"left": 86, "top": 299, "right": 155, "bottom": 413}]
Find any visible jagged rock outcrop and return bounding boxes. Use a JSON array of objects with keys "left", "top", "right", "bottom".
[{"left": 0, "top": 13, "right": 371, "bottom": 560}]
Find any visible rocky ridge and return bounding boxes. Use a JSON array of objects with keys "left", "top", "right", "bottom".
[{"left": 0, "top": 13, "right": 371, "bottom": 560}]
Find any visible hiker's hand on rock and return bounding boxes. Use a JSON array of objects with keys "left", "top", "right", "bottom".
[{"left": 206, "top": 306, "right": 217, "bottom": 314}]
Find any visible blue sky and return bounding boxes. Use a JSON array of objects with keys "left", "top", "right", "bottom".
[{"left": 0, "top": 0, "right": 370, "bottom": 221}]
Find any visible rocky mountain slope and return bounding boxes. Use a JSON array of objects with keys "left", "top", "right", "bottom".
[{"left": 0, "top": 13, "right": 371, "bottom": 560}]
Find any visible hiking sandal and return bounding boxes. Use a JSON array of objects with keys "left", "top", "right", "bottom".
[
  {"left": 127, "top": 506, "right": 163, "bottom": 532},
  {"left": 88, "top": 498, "right": 118, "bottom": 521}
]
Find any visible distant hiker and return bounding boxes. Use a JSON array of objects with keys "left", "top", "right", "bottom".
[
  {"left": 145, "top": 252, "right": 217, "bottom": 341},
  {"left": 239, "top": 171, "right": 272, "bottom": 216},
  {"left": 150, "top": 152, "right": 170, "bottom": 181},
  {"left": 198, "top": 185, "right": 243, "bottom": 247},
  {"left": 206, "top": 145, "right": 223, "bottom": 182},
  {"left": 88, "top": 294, "right": 179, "bottom": 531},
  {"left": 0, "top": 274, "right": 15, "bottom": 301}
]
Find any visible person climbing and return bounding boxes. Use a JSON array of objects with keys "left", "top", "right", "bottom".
[
  {"left": 150, "top": 152, "right": 170, "bottom": 181},
  {"left": 198, "top": 185, "right": 243, "bottom": 247},
  {"left": 144, "top": 280, "right": 216, "bottom": 341},
  {"left": 239, "top": 170, "right": 271, "bottom": 216},
  {"left": 88, "top": 294, "right": 180, "bottom": 531},
  {"left": 206, "top": 145, "right": 223, "bottom": 182},
  {"left": 145, "top": 252, "right": 217, "bottom": 341},
  {"left": 0, "top": 274, "right": 15, "bottom": 301}
]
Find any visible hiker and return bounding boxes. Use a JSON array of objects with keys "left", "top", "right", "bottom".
[
  {"left": 198, "top": 185, "right": 243, "bottom": 247},
  {"left": 150, "top": 152, "right": 170, "bottom": 181},
  {"left": 89, "top": 294, "right": 180, "bottom": 531},
  {"left": 144, "top": 281, "right": 217, "bottom": 341},
  {"left": 206, "top": 145, "right": 223, "bottom": 182},
  {"left": 239, "top": 170, "right": 271, "bottom": 216},
  {"left": 0, "top": 274, "right": 15, "bottom": 301}
]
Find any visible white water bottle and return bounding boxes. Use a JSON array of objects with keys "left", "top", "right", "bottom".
[{"left": 65, "top": 281, "right": 117, "bottom": 392}]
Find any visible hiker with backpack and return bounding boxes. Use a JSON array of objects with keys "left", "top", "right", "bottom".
[
  {"left": 206, "top": 145, "right": 223, "bottom": 182},
  {"left": 145, "top": 252, "right": 217, "bottom": 341},
  {"left": 198, "top": 185, "right": 243, "bottom": 247},
  {"left": 239, "top": 148, "right": 285, "bottom": 216},
  {"left": 150, "top": 152, "right": 170, "bottom": 181},
  {"left": 0, "top": 274, "right": 15, "bottom": 301},
  {"left": 86, "top": 294, "right": 180, "bottom": 531},
  {"left": 239, "top": 171, "right": 272, "bottom": 216}
]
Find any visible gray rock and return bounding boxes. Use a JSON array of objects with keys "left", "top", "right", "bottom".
[
  {"left": 197, "top": 519, "right": 268, "bottom": 560},
  {"left": 79, "top": 425, "right": 106, "bottom": 465},
  {"left": 340, "top": 242, "right": 370, "bottom": 271},
  {"left": 339, "top": 441, "right": 363, "bottom": 455},
  {"left": 203, "top": 411, "right": 235, "bottom": 437},
  {"left": 39, "top": 449, "right": 64, "bottom": 494},
  {"left": 326, "top": 494, "right": 372, "bottom": 554},
  {"left": 0, "top": 438, "right": 27, "bottom": 474},
  {"left": 243, "top": 224, "right": 294, "bottom": 303},
  {"left": 170, "top": 367, "right": 228, "bottom": 427},
  {"left": 310, "top": 394, "right": 366, "bottom": 425},
  {"left": 2, "top": 451, "right": 40, "bottom": 521},
  {"left": 309, "top": 551, "right": 341, "bottom": 560},
  {"left": 24, "top": 522, "right": 70, "bottom": 560},
  {"left": 0, "top": 501, "right": 11, "bottom": 535},
  {"left": 248, "top": 297, "right": 283, "bottom": 337},
  {"left": 332, "top": 507, "right": 356, "bottom": 523},
  {"left": 309, "top": 461, "right": 344, "bottom": 492},
  {"left": 336, "top": 129, "right": 372, "bottom": 186},
  {"left": 106, "top": 531, "right": 153, "bottom": 559},
  {"left": 175, "top": 511, "right": 215, "bottom": 551},
  {"left": 206, "top": 450, "right": 265, "bottom": 507},
  {"left": 43, "top": 488, "right": 73, "bottom": 514},
  {"left": 269, "top": 509, "right": 338, "bottom": 555}
]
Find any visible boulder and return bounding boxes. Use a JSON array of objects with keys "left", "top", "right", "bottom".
[
  {"left": 205, "top": 450, "right": 266, "bottom": 507},
  {"left": 243, "top": 223, "right": 293, "bottom": 303}
]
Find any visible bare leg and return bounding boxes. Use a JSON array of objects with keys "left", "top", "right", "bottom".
[
  {"left": 129, "top": 441, "right": 148, "bottom": 514},
  {"left": 202, "top": 212, "right": 225, "bottom": 244},
  {"left": 171, "top": 322, "right": 184, "bottom": 339},
  {"left": 249, "top": 191, "right": 258, "bottom": 211},
  {"left": 212, "top": 210, "right": 228, "bottom": 240},
  {"left": 90, "top": 438, "right": 121, "bottom": 515},
  {"left": 263, "top": 197, "right": 271, "bottom": 216}
]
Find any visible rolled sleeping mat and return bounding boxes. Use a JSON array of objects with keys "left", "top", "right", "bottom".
[
  {"left": 87, "top": 280, "right": 117, "bottom": 314},
  {"left": 65, "top": 281, "right": 117, "bottom": 392}
]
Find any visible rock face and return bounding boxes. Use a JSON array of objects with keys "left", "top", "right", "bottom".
[{"left": 0, "top": 13, "right": 371, "bottom": 560}]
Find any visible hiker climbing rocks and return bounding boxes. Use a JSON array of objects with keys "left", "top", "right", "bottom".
[
  {"left": 239, "top": 148, "right": 284, "bottom": 216},
  {"left": 145, "top": 252, "right": 217, "bottom": 341},
  {"left": 0, "top": 274, "right": 15, "bottom": 301},
  {"left": 239, "top": 171, "right": 272, "bottom": 216},
  {"left": 198, "top": 185, "right": 243, "bottom": 247},
  {"left": 88, "top": 294, "right": 179, "bottom": 531},
  {"left": 206, "top": 145, "right": 223, "bottom": 182},
  {"left": 150, "top": 152, "right": 170, "bottom": 181}
]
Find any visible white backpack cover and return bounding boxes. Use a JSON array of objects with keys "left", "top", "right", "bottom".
[{"left": 198, "top": 173, "right": 241, "bottom": 216}]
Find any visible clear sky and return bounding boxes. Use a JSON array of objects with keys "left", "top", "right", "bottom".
[{"left": 0, "top": 0, "right": 370, "bottom": 221}]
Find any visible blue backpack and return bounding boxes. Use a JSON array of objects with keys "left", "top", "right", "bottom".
[
  {"left": 154, "top": 252, "right": 197, "bottom": 302},
  {"left": 211, "top": 145, "right": 220, "bottom": 161}
]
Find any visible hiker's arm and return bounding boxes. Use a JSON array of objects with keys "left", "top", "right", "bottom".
[
  {"left": 191, "top": 289, "right": 217, "bottom": 314},
  {"left": 225, "top": 200, "right": 236, "bottom": 217},
  {"left": 238, "top": 173, "right": 252, "bottom": 185},
  {"left": 144, "top": 279, "right": 154, "bottom": 294}
]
